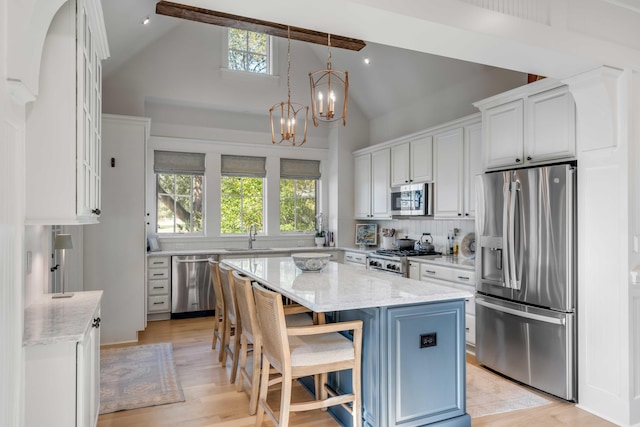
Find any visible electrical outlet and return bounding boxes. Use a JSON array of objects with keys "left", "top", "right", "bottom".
[{"left": 420, "top": 332, "right": 437, "bottom": 348}]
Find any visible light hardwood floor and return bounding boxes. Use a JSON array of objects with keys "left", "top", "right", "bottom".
[{"left": 97, "top": 317, "right": 615, "bottom": 427}]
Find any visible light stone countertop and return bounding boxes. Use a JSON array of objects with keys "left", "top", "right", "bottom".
[
  {"left": 223, "top": 257, "right": 471, "bottom": 312},
  {"left": 408, "top": 255, "right": 476, "bottom": 271},
  {"left": 146, "top": 246, "right": 374, "bottom": 257},
  {"left": 23, "top": 290, "right": 103, "bottom": 347}
]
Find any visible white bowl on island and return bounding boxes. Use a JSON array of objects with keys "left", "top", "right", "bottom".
[{"left": 292, "top": 253, "right": 331, "bottom": 272}]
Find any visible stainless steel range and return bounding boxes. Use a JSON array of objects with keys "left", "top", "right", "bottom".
[{"left": 367, "top": 249, "right": 441, "bottom": 276}]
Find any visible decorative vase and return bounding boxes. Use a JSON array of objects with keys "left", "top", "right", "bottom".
[{"left": 315, "top": 237, "right": 325, "bottom": 247}]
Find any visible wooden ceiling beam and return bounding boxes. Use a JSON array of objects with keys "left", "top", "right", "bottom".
[{"left": 155, "top": 1, "right": 366, "bottom": 51}]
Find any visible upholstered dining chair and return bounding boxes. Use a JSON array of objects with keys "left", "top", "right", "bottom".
[
  {"left": 252, "top": 283, "right": 363, "bottom": 427},
  {"left": 231, "top": 271, "right": 315, "bottom": 415},
  {"left": 219, "top": 262, "right": 241, "bottom": 383},
  {"left": 208, "top": 259, "right": 226, "bottom": 359}
]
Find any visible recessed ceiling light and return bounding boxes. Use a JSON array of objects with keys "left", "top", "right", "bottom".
[
  {"left": 142, "top": 16, "right": 150, "bottom": 25},
  {"left": 364, "top": 57, "right": 371, "bottom": 65}
]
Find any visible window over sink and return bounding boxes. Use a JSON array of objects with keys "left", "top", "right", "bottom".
[
  {"left": 220, "top": 155, "right": 265, "bottom": 234},
  {"left": 279, "top": 158, "right": 321, "bottom": 233},
  {"left": 154, "top": 151, "right": 204, "bottom": 234}
]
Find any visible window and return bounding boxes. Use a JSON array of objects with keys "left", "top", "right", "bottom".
[
  {"left": 220, "top": 155, "right": 266, "bottom": 234},
  {"left": 154, "top": 151, "right": 205, "bottom": 234},
  {"left": 227, "top": 28, "right": 269, "bottom": 74},
  {"left": 279, "top": 159, "right": 321, "bottom": 232}
]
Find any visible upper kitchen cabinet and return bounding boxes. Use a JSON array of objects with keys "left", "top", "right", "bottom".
[
  {"left": 434, "top": 115, "right": 482, "bottom": 219},
  {"left": 390, "top": 135, "right": 433, "bottom": 186},
  {"left": 354, "top": 149, "right": 392, "bottom": 219},
  {"left": 474, "top": 79, "right": 576, "bottom": 171},
  {"left": 25, "top": 0, "right": 109, "bottom": 225}
]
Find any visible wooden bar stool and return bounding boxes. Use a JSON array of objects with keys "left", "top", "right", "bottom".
[
  {"left": 208, "top": 259, "right": 225, "bottom": 359},
  {"left": 219, "top": 263, "right": 241, "bottom": 383},
  {"left": 232, "top": 271, "right": 315, "bottom": 415},
  {"left": 252, "top": 283, "right": 363, "bottom": 427}
]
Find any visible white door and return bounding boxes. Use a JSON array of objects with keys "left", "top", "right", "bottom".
[
  {"left": 434, "top": 128, "right": 464, "bottom": 218},
  {"left": 484, "top": 99, "right": 524, "bottom": 169}
]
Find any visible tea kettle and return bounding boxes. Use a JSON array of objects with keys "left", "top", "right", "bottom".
[{"left": 417, "top": 233, "right": 435, "bottom": 252}]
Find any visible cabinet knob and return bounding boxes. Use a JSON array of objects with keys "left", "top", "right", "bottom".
[
  {"left": 92, "top": 208, "right": 101, "bottom": 215},
  {"left": 515, "top": 158, "right": 521, "bottom": 163},
  {"left": 92, "top": 317, "right": 101, "bottom": 328},
  {"left": 458, "top": 213, "right": 462, "bottom": 216},
  {"left": 527, "top": 156, "right": 532, "bottom": 161},
  {"left": 465, "top": 213, "right": 469, "bottom": 216}
]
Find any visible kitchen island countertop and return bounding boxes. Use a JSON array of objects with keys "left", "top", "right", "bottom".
[{"left": 222, "top": 257, "right": 471, "bottom": 312}]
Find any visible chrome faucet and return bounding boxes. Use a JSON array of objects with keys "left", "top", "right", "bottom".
[{"left": 248, "top": 224, "right": 257, "bottom": 249}]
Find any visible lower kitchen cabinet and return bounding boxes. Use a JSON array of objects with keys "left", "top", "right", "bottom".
[
  {"left": 147, "top": 255, "right": 171, "bottom": 320},
  {"left": 328, "top": 300, "right": 469, "bottom": 427},
  {"left": 25, "top": 292, "right": 102, "bottom": 427},
  {"left": 344, "top": 251, "right": 368, "bottom": 269},
  {"left": 415, "top": 260, "right": 476, "bottom": 348}
]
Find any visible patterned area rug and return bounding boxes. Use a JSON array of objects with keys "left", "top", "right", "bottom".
[
  {"left": 467, "top": 364, "right": 551, "bottom": 417},
  {"left": 100, "top": 342, "right": 185, "bottom": 414}
]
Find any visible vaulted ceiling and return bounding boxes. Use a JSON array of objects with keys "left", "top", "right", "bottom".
[{"left": 101, "top": 0, "right": 527, "bottom": 123}]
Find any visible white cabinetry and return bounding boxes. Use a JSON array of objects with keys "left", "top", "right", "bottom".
[
  {"left": 474, "top": 80, "right": 576, "bottom": 170},
  {"left": 390, "top": 135, "right": 433, "bottom": 186},
  {"left": 84, "top": 115, "right": 149, "bottom": 343},
  {"left": 147, "top": 256, "right": 171, "bottom": 320},
  {"left": 416, "top": 261, "right": 476, "bottom": 346},
  {"left": 434, "top": 128, "right": 464, "bottom": 218},
  {"left": 344, "top": 251, "right": 367, "bottom": 269},
  {"left": 25, "top": 0, "right": 109, "bottom": 224},
  {"left": 464, "top": 122, "right": 483, "bottom": 219},
  {"left": 434, "top": 115, "right": 482, "bottom": 218},
  {"left": 354, "top": 149, "right": 391, "bottom": 219},
  {"left": 25, "top": 293, "right": 102, "bottom": 427}
]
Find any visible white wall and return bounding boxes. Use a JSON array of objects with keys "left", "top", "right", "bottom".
[{"left": 369, "top": 68, "right": 526, "bottom": 144}]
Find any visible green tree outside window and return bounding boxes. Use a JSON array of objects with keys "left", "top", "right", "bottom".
[
  {"left": 221, "top": 176, "right": 264, "bottom": 233},
  {"left": 157, "top": 173, "right": 203, "bottom": 234},
  {"left": 228, "top": 28, "right": 268, "bottom": 74},
  {"left": 280, "top": 179, "right": 317, "bottom": 232}
]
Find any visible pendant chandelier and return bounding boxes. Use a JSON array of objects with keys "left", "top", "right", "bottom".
[
  {"left": 309, "top": 34, "right": 349, "bottom": 127},
  {"left": 269, "top": 27, "right": 308, "bottom": 146}
]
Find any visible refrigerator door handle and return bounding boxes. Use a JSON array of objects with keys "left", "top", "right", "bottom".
[
  {"left": 502, "top": 181, "right": 512, "bottom": 288},
  {"left": 476, "top": 299, "right": 566, "bottom": 325},
  {"left": 509, "top": 181, "right": 521, "bottom": 290}
]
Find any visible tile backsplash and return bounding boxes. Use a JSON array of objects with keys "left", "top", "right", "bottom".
[{"left": 372, "top": 218, "right": 474, "bottom": 253}]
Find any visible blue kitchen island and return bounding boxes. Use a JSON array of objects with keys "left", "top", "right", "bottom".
[{"left": 223, "top": 257, "right": 472, "bottom": 427}]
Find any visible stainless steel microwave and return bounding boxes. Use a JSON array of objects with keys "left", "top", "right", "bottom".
[{"left": 390, "top": 183, "right": 433, "bottom": 216}]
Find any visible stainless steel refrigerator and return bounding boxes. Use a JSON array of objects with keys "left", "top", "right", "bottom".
[{"left": 475, "top": 163, "right": 576, "bottom": 401}]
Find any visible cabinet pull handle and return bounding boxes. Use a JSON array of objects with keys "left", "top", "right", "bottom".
[
  {"left": 92, "top": 317, "right": 101, "bottom": 328},
  {"left": 153, "top": 286, "right": 164, "bottom": 289},
  {"left": 457, "top": 276, "right": 470, "bottom": 280},
  {"left": 153, "top": 301, "right": 164, "bottom": 305},
  {"left": 153, "top": 273, "right": 164, "bottom": 276},
  {"left": 515, "top": 158, "right": 521, "bottom": 163},
  {"left": 92, "top": 208, "right": 101, "bottom": 215},
  {"left": 527, "top": 156, "right": 532, "bottom": 161},
  {"left": 425, "top": 270, "right": 436, "bottom": 274}
]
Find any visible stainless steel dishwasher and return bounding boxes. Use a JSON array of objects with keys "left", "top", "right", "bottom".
[{"left": 171, "top": 254, "right": 216, "bottom": 316}]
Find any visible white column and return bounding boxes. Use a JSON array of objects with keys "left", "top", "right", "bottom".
[{"left": 564, "top": 66, "right": 639, "bottom": 426}]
